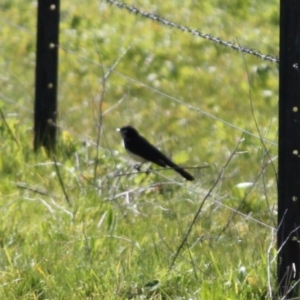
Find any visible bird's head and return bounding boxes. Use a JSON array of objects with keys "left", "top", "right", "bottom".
[{"left": 116, "top": 125, "right": 139, "bottom": 139}]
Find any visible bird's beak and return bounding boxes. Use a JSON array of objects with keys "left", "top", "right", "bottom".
[{"left": 116, "top": 128, "right": 121, "bottom": 132}]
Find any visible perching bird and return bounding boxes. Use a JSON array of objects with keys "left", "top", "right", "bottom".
[{"left": 117, "top": 125, "right": 194, "bottom": 181}]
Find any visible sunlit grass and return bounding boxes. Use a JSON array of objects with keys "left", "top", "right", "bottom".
[{"left": 0, "top": 0, "right": 279, "bottom": 298}]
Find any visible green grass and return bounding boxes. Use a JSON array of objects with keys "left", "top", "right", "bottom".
[{"left": 1, "top": 0, "right": 279, "bottom": 298}]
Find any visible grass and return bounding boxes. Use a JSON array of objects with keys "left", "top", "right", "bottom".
[{"left": 0, "top": 0, "right": 279, "bottom": 298}]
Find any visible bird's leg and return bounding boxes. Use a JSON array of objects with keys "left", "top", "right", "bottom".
[
  {"left": 134, "top": 163, "right": 143, "bottom": 171},
  {"left": 145, "top": 165, "right": 152, "bottom": 175}
]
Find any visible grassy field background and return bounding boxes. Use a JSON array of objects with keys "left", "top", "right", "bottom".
[{"left": 1, "top": 0, "right": 278, "bottom": 298}]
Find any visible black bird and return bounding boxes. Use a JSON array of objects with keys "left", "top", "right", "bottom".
[{"left": 117, "top": 125, "right": 194, "bottom": 181}]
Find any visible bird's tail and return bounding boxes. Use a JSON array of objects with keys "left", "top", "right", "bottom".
[{"left": 164, "top": 159, "right": 194, "bottom": 181}]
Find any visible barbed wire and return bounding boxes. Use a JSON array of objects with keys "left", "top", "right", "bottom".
[{"left": 106, "top": 0, "right": 279, "bottom": 64}]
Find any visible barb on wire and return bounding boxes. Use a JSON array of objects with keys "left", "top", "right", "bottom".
[{"left": 106, "top": 0, "right": 279, "bottom": 64}]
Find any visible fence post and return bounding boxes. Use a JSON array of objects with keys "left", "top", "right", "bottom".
[
  {"left": 278, "top": 0, "right": 300, "bottom": 297},
  {"left": 34, "top": 0, "right": 60, "bottom": 152}
]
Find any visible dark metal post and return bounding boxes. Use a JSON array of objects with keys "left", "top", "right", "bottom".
[
  {"left": 278, "top": 1, "right": 300, "bottom": 297},
  {"left": 34, "top": 0, "right": 60, "bottom": 152}
]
